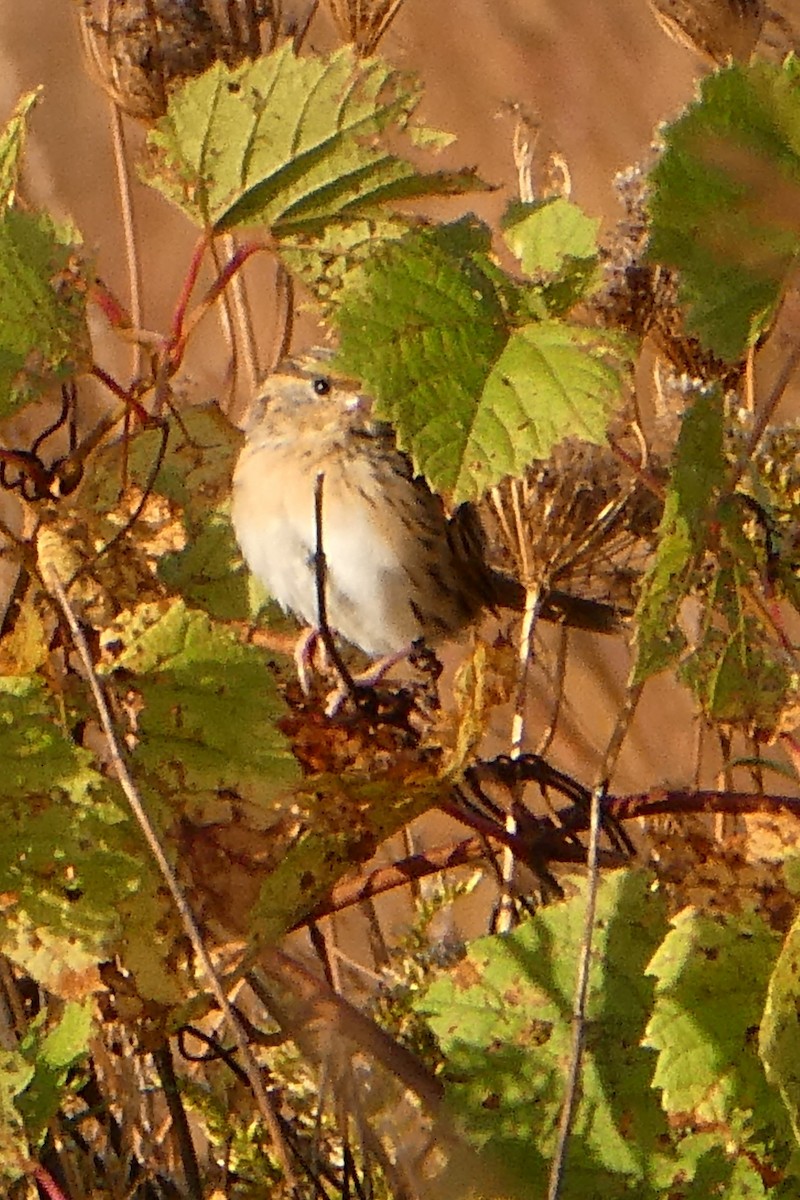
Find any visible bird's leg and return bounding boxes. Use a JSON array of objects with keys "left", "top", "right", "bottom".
[
  {"left": 324, "top": 647, "right": 413, "bottom": 717},
  {"left": 294, "top": 627, "right": 322, "bottom": 695}
]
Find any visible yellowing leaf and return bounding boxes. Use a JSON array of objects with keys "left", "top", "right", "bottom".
[
  {"left": 0, "top": 89, "right": 41, "bottom": 209},
  {"left": 502, "top": 196, "right": 599, "bottom": 277}
]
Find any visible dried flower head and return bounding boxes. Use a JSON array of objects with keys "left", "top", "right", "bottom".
[
  {"left": 323, "top": 0, "right": 406, "bottom": 55},
  {"left": 76, "top": 0, "right": 277, "bottom": 121},
  {"left": 483, "top": 439, "right": 663, "bottom": 621}
]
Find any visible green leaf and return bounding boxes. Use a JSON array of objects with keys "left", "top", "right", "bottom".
[
  {"left": 99, "top": 600, "right": 299, "bottom": 818},
  {"left": 633, "top": 384, "right": 727, "bottom": 683},
  {"left": 336, "top": 218, "right": 508, "bottom": 494},
  {"left": 645, "top": 906, "right": 788, "bottom": 1145},
  {"left": 0, "top": 89, "right": 41, "bottom": 209},
  {"left": 678, "top": 541, "right": 793, "bottom": 733},
  {"left": 336, "top": 219, "right": 628, "bottom": 502},
  {"left": 0, "top": 1049, "right": 32, "bottom": 1179},
  {"left": 16, "top": 1001, "right": 94, "bottom": 1142},
  {"left": 761, "top": 906, "right": 800, "bottom": 1145},
  {"left": 648, "top": 59, "right": 800, "bottom": 362},
  {"left": 278, "top": 213, "right": 414, "bottom": 309},
  {"left": 0, "top": 91, "right": 89, "bottom": 417},
  {"left": 417, "top": 870, "right": 671, "bottom": 1194},
  {"left": 37, "top": 1000, "right": 94, "bottom": 1071},
  {"left": 144, "top": 44, "right": 486, "bottom": 234},
  {"left": 0, "top": 676, "right": 145, "bottom": 994},
  {"left": 462, "top": 320, "right": 628, "bottom": 501},
  {"left": 0, "top": 208, "right": 90, "bottom": 418},
  {"left": 502, "top": 196, "right": 599, "bottom": 277},
  {"left": 150, "top": 406, "right": 250, "bottom": 621}
]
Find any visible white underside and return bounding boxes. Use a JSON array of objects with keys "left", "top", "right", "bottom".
[{"left": 232, "top": 446, "right": 431, "bottom": 656}]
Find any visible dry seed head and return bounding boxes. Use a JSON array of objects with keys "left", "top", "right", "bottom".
[
  {"left": 323, "top": 0, "right": 406, "bottom": 55},
  {"left": 76, "top": 0, "right": 277, "bottom": 121},
  {"left": 647, "top": 0, "right": 765, "bottom": 64},
  {"left": 483, "top": 440, "right": 662, "bottom": 616}
]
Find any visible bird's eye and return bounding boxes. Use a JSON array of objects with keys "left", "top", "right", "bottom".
[{"left": 312, "top": 376, "right": 331, "bottom": 396}]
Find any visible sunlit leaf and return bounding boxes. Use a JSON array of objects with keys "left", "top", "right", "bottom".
[
  {"left": 16, "top": 1001, "right": 94, "bottom": 1142},
  {"left": 633, "top": 384, "right": 726, "bottom": 683},
  {"left": 501, "top": 196, "right": 599, "bottom": 278},
  {"left": 337, "top": 219, "right": 628, "bottom": 502},
  {"left": 417, "top": 870, "right": 670, "bottom": 1193},
  {"left": 0, "top": 209, "right": 90, "bottom": 418},
  {"left": 144, "top": 44, "right": 486, "bottom": 234},
  {"left": 646, "top": 906, "right": 788, "bottom": 1148},
  {"left": 460, "top": 320, "right": 628, "bottom": 501},
  {"left": 648, "top": 58, "right": 800, "bottom": 362},
  {"left": 0, "top": 676, "right": 143, "bottom": 993},
  {"left": 0, "top": 89, "right": 41, "bottom": 208},
  {"left": 99, "top": 600, "right": 299, "bottom": 817},
  {"left": 761, "top": 907, "right": 800, "bottom": 1145}
]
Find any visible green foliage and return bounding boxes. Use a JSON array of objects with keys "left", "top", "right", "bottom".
[
  {"left": 6, "top": 21, "right": 800, "bottom": 1195},
  {"left": 646, "top": 907, "right": 787, "bottom": 1141},
  {"left": 0, "top": 95, "right": 91, "bottom": 418},
  {"left": 418, "top": 871, "right": 672, "bottom": 1196},
  {"left": 677, "top": 496, "right": 794, "bottom": 730},
  {"left": 0, "top": 675, "right": 145, "bottom": 993},
  {"left": 648, "top": 58, "right": 800, "bottom": 362},
  {"left": 0, "top": 207, "right": 90, "bottom": 419},
  {"left": 418, "top": 873, "right": 800, "bottom": 1196},
  {"left": 761, "top": 905, "right": 800, "bottom": 1144},
  {"left": 14, "top": 1000, "right": 94, "bottom": 1141},
  {"left": 144, "top": 43, "right": 485, "bottom": 234},
  {"left": 99, "top": 599, "right": 299, "bottom": 825},
  {"left": 279, "top": 213, "right": 414, "bottom": 309},
  {"left": 336, "top": 217, "right": 629, "bottom": 502},
  {"left": 0, "top": 1000, "right": 93, "bottom": 1181},
  {"left": 501, "top": 195, "right": 599, "bottom": 284},
  {"left": 633, "top": 383, "right": 727, "bottom": 683},
  {"left": 634, "top": 386, "right": 799, "bottom": 733},
  {"left": 0, "top": 89, "right": 40, "bottom": 208}
]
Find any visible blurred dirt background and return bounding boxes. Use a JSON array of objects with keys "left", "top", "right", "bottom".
[{"left": 0, "top": 1, "right": 791, "bottom": 826}]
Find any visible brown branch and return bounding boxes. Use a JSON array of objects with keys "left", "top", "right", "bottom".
[
  {"left": 603, "top": 787, "right": 800, "bottom": 823},
  {"left": 300, "top": 834, "right": 625, "bottom": 929}
]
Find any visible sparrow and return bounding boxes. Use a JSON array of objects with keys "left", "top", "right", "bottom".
[{"left": 231, "top": 350, "right": 618, "bottom": 698}]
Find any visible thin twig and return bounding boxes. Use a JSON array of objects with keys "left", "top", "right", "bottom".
[
  {"left": 109, "top": 102, "right": 143, "bottom": 382},
  {"left": 109, "top": 101, "right": 143, "bottom": 489},
  {"left": 547, "top": 783, "right": 604, "bottom": 1200},
  {"left": 536, "top": 624, "right": 568, "bottom": 757},
  {"left": 209, "top": 235, "right": 241, "bottom": 413},
  {"left": 46, "top": 568, "right": 297, "bottom": 1189},
  {"left": 270, "top": 261, "right": 295, "bottom": 373},
  {"left": 313, "top": 472, "right": 360, "bottom": 703},
  {"left": 739, "top": 338, "right": 800, "bottom": 478},
  {"left": 221, "top": 231, "right": 261, "bottom": 396},
  {"left": 33, "top": 1164, "right": 69, "bottom": 1200},
  {"left": 595, "top": 680, "right": 643, "bottom": 785},
  {"left": 497, "top": 479, "right": 543, "bottom": 932}
]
